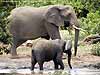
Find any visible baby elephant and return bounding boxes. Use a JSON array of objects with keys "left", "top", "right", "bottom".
[{"left": 31, "top": 39, "right": 72, "bottom": 71}]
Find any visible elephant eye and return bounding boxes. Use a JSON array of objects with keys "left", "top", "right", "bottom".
[{"left": 68, "top": 13, "right": 71, "bottom": 16}]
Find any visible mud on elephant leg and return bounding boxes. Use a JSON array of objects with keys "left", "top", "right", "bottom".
[
  {"left": 31, "top": 60, "right": 37, "bottom": 70},
  {"left": 38, "top": 61, "right": 44, "bottom": 70},
  {"left": 56, "top": 52, "right": 64, "bottom": 70},
  {"left": 57, "top": 59, "right": 64, "bottom": 70},
  {"left": 53, "top": 59, "right": 59, "bottom": 70}
]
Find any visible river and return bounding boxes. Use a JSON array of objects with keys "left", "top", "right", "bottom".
[{"left": 0, "top": 68, "right": 100, "bottom": 75}]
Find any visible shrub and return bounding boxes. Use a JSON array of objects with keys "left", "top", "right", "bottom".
[
  {"left": 0, "top": 0, "right": 16, "bottom": 44},
  {"left": 91, "top": 43, "right": 100, "bottom": 56},
  {"left": 0, "top": 7, "right": 11, "bottom": 44},
  {"left": 80, "top": 11, "right": 100, "bottom": 36}
]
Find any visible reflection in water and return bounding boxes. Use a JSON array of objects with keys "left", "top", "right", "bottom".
[
  {"left": 70, "top": 68, "right": 100, "bottom": 75},
  {"left": 32, "top": 70, "right": 69, "bottom": 75},
  {"left": 0, "top": 68, "right": 100, "bottom": 75}
]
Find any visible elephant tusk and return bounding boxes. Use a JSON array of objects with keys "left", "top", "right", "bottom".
[
  {"left": 73, "top": 25, "right": 86, "bottom": 32},
  {"left": 73, "top": 25, "right": 80, "bottom": 30}
]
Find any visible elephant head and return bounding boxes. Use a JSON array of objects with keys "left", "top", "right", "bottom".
[
  {"left": 45, "top": 5, "right": 79, "bottom": 56},
  {"left": 51, "top": 39, "right": 72, "bottom": 69}
]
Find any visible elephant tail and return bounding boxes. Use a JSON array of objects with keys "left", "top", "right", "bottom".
[{"left": 31, "top": 50, "right": 35, "bottom": 58}]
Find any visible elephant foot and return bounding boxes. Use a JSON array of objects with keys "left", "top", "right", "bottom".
[{"left": 9, "top": 55, "right": 20, "bottom": 59}]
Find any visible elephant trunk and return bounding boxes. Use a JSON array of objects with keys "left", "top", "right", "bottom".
[
  {"left": 74, "top": 26, "right": 79, "bottom": 56},
  {"left": 72, "top": 13, "right": 80, "bottom": 56},
  {"left": 67, "top": 50, "right": 72, "bottom": 69}
]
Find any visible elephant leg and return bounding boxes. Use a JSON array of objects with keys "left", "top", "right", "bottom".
[
  {"left": 38, "top": 61, "right": 44, "bottom": 70},
  {"left": 56, "top": 53, "right": 64, "bottom": 70},
  {"left": 74, "top": 29, "right": 79, "bottom": 56},
  {"left": 10, "top": 38, "right": 18, "bottom": 56},
  {"left": 31, "top": 50, "right": 37, "bottom": 70},
  {"left": 31, "top": 59, "right": 37, "bottom": 70},
  {"left": 57, "top": 59, "right": 64, "bottom": 70},
  {"left": 11, "top": 37, "right": 27, "bottom": 56},
  {"left": 53, "top": 59, "right": 59, "bottom": 70},
  {"left": 45, "top": 23, "right": 61, "bottom": 39}
]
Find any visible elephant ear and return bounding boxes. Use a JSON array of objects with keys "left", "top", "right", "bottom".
[{"left": 45, "top": 6, "right": 64, "bottom": 26}]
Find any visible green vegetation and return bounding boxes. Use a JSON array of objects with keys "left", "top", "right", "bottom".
[
  {"left": 80, "top": 11, "right": 100, "bottom": 35},
  {"left": 0, "top": 0, "right": 15, "bottom": 44},
  {"left": 91, "top": 43, "right": 100, "bottom": 56},
  {"left": 0, "top": 0, "right": 100, "bottom": 55}
]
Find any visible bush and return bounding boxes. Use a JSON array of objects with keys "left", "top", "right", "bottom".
[
  {"left": 0, "top": 7, "right": 11, "bottom": 44},
  {"left": 91, "top": 43, "right": 100, "bottom": 56},
  {"left": 80, "top": 11, "right": 100, "bottom": 36},
  {"left": 0, "top": 0, "right": 16, "bottom": 44}
]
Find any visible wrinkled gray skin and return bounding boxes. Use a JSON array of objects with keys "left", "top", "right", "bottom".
[
  {"left": 31, "top": 39, "right": 72, "bottom": 70},
  {"left": 9, "top": 5, "right": 79, "bottom": 57}
]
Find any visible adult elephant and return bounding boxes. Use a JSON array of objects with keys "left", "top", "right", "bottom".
[{"left": 8, "top": 5, "right": 79, "bottom": 57}]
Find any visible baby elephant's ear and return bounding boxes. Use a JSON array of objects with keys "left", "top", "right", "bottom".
[{"left": 65, "top": 40, "right": 72, "bottom": 51}]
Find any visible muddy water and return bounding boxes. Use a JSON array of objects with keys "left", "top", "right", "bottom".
[
  {"left": 0, "top": 53, "right": 100, "bottom": 75},
  {"left": 0, "top": 68, "right": 100, "bottom": 75},
  {"left": 0, "top": 58, "right": 100, "bottom": 75}
]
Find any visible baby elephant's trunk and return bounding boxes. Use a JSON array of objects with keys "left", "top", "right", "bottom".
[
  {"left": 64, "top": 40, "right": 72, "bottom": 69},
  {"left": 65, "top": 49, "right": 72, "bottom": 69},
  {"left": 67, "top": 50, "right": 72, "bottom": 69}
]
